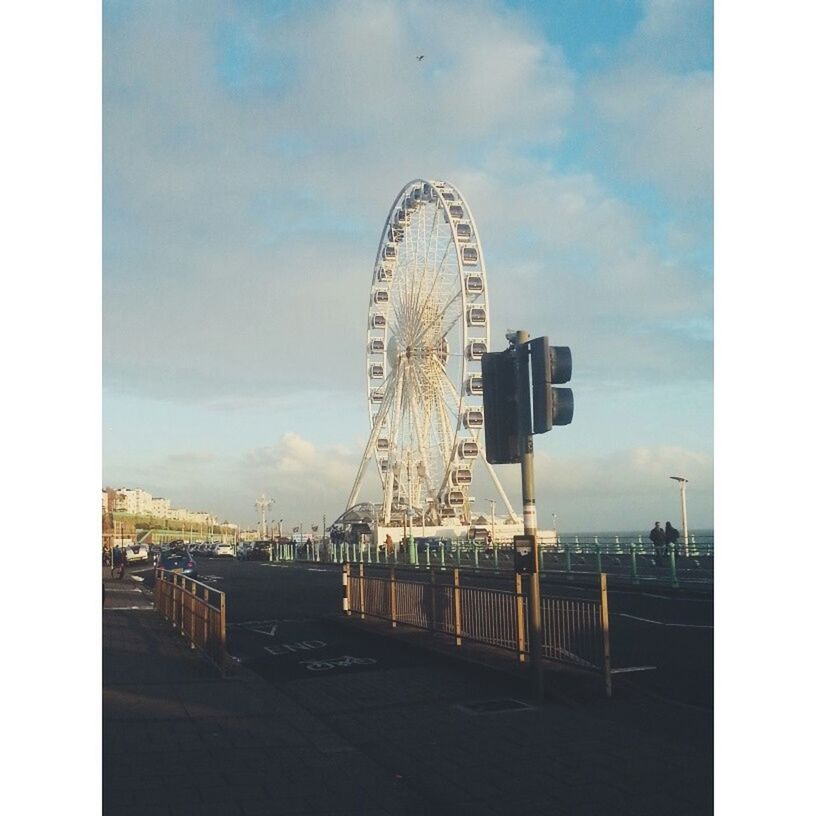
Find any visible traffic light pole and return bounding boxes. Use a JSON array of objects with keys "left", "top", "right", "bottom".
[{"left": 516, "top": 330, "right": 543, "bottom": 695}]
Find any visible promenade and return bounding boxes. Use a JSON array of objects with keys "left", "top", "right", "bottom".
[{"left": 103, "top": 568, "right": 712, "bottom": 815}]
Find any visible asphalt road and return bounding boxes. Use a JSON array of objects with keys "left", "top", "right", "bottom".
[{"left": 137, "top": 556, "right": 713, "bottom": 707}]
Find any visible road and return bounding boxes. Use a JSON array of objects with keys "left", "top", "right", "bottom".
[{"left": 138, "top": 557, "right": 712, "bottom": 707}]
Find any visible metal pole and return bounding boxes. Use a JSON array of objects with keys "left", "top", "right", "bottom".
[
  {"left": 671, "top": 476, "right": 690, "bottom": 557},
  {"left": 517, "top": 329, "right": 543, "bottom": 695},
  {"left": 680, "top": 480, "right": 689, "bottom": 557}
]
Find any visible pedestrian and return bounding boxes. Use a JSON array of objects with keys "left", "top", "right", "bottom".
[
  {"left": 118, "top": 546, "right": 127, "bottom": 580},
  {"left": 385, "top": 533, "right": 394, "bottom": 557},
  {"left": 649, "top": 522, "right": 666, "bottom": 564},
  {"left": 110, "top": 545, "right": 121, "bottom": 579},
  {"left": 665, "top": 521, "right": 680, "bottom": 559}
]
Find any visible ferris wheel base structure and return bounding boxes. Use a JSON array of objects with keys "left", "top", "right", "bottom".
[{"left": 347, "top": 179, "right": 519, "bottom": 529}]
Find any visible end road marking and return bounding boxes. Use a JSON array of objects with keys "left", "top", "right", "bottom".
[{"left": 615, "top": 613, "right": 713, "bottom": 629}]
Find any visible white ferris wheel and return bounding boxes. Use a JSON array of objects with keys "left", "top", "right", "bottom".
[{"left": 346, "top": 179, "right": 518, "bottom": 527}]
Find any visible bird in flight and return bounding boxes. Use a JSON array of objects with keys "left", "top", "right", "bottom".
[{"left": 416, "top": 55, "right": 424, "bottom": 61}]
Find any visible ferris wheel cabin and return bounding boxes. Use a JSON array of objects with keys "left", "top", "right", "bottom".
[
  {"left": 369, "top": 338, "right": 385, "bottom": 353},
  {"left": 462, "top": 246, "right": 479, "bottom": 266},
  {"left": 370, "top": 314, "right": 386, "bottom": 329},
  {"left": 451, "top": 468, "right": 473, "bottom": 486},
  {"left": 467, "top": 306, "right": 487, "bottom": 327},
  {"left": 464, "top": 408, "right": 484, "bottom": 428},
  {"left": 467, "top": 339, "right": 488, "bottom": 360},
  {"left": 466, "top": 375, "right": 483, "bottom": 395},
  {"left": 459, "top": 440, "right": 479, "bottom": 459},
  {"left": 445, "top": 490, "right": 466, "bottom": 507}
]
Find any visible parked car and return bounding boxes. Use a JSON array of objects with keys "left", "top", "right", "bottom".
[
  {"left": 237, "top": 541, "right": 269, "bottom": 561},
  {"left": 157, "top": 550, "right": 197, "bottom": 578},
  {"left": 127, "top": 543, "right": 150, "bottom": 563},
  {"left": 214, "top": 542, "right": 235, "bottom": 558}
]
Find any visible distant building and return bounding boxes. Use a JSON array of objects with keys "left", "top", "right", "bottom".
[
  {"left": 150, "top": 496, "right": 170, "bottom": 517},
  {"left": 116, "top": 487, "right": 153, "bottom": 515}
]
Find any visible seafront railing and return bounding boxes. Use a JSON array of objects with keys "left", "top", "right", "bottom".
[{"left": 269, "top": 536, "right": 713, "bottom": 588}]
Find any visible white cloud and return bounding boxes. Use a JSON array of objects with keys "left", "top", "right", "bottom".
[{"left": 589, "top": 67, "right": 712, "bottom": 202}]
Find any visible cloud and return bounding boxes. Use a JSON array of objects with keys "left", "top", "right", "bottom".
[{"left": 589, "top": 67, "right": 712, "bottom": 202}]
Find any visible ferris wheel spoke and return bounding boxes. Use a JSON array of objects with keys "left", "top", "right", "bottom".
[{"left": 410, "top": 235, "right": 455, "bottom": 345}]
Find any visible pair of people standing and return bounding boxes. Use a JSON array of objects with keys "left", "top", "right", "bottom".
[{"left": 649, "top": 521, "right": 680, "bottom": 563}]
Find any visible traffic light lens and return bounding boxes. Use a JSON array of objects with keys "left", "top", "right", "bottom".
[{"left": 552, "top": 388, "right": 574, "bottom": 425}]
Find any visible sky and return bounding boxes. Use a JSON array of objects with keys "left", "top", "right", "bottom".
[{"left": 102, "top": 0, "right": 713, "bottom": 532}]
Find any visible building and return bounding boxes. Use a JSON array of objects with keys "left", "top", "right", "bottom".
[{"left": 150, "top": 496, "right": 170, "bottom": 517}]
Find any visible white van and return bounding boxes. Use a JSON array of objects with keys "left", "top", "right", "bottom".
[{"left": 127, "top": 543, "right": 150, "bottom": 563}]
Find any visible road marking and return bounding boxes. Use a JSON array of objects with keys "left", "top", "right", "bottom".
[
  {"left": 264, "top": 640, "right": 326, "bottom": 656},
  {"left": 129, "top": 575, "right": 145, "bottom": 583},
  {"left": 130, "top": 568, "right": 154, "bottom": 574},
  {"left": 105, "top": 587, "right": 144, "bottom": 593},
  {"left": 641, "top": 593, "right": 712, "bottom": 603},
  {"left": 615, "top": 613, "right": 713, "bottom": 629},
  {"left": 104, "top": 606, "right": 154, "bottom": 610}
]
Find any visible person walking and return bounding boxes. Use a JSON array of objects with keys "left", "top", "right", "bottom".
[
  {"left": 665, "top": 521, "right": 680, "bottom": 560},
  {"left": 649, "top": 522, "right": 666, "bottom": 565},
  {"left": 110, "top": 545, "right": 122, "bottom": 579}
]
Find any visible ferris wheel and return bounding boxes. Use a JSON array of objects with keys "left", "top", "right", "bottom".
[{"left": 346, "top": 179, "right": 517, "bottom": 527}]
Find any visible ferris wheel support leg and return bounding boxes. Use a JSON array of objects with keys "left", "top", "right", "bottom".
[
  {"left": 383, "top": 366, "right": 405, "bottom": 527},
  {"left": 347, "top": 380, "right": 395, "bottom": 510},
  {"left": 480, "top": 452, "right": 520, "bottom": 524}
]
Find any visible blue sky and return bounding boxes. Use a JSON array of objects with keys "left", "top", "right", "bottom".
[{"left": 103, "top": 0, "right": 713, "bottom": 531}]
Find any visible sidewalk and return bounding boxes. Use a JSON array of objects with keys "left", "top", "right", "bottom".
[{"left": 103, "top": 570, "right": 712, "bottom": 815}]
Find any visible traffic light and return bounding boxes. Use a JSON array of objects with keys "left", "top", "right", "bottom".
[
  {"left": 481, "top": 348, "right": 529, "bottom": 464},
  {"left": 529, "top": 336, "right": 574, "bottom": 433}
]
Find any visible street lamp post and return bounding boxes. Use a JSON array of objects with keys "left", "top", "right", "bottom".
[
  {"left": 670, "top": 476, "right": 690, "bottom": 557},
  {"left": 552, "top": 513, "right": 558, "bottom": 544}
]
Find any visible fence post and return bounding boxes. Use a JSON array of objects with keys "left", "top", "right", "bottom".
[
  {"left": 565, "top": 542, "right": 573, "bottom": 579},
  {"left": 630, "top": 543, "right": 640, "bottom": 585},
  {"left": 389, "top": 566, "right": 397, "bottom": 628},
  {"left": 173, "top": 574, "right": 180, "bottom": 628},
  {"left": 219, "top": 589, "right": 227, "bottom": 670},
  {"left": 515, "top": 572, "right": 527, "bottom": 663},
  {"left": 595, "top": 543, "right": 603, "bottom": 575},
  {"left": 599, "top": 573, "right": 613, "bottom": 698},
  {"left": 189, "top": 580, "right": 196, "bottom": 647},
  {"left": 342, "top": 561, "right": 350, "bottom": 615},
  {"left": 440, "top": 543, "right": 446, "bottom": 570},
  {"left": 429, "top": 568, "right": 436, "bottom": 631},
  {"left": 453, "top": 568, "right": 462, "bottom": 647},
  {"left": 358, "top": 562, "right": 365, "bottom": 619},
  {"left": 204, "top": 587, "right": 210, "bottom": 652},
  {"left": 668, "top": 542, "right": 679, "bottom": 588}
]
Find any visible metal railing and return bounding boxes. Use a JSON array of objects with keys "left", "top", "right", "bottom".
[
  {"left": 279, "top": 538, "right": 712, "bottom": 588},
  {"left": 344, "top": 563, "right": 613, "bottom": 695},
  {"left": 153, "top": 568, "right": 227, "bottom": 670}
]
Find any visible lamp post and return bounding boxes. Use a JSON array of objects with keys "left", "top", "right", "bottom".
[
  {"left": 552, "top": 513, "right": 558, "bottom": 544},
  {"left": 255, "top": 494, "right": 273, "bottom": 540},
  {"left": 670, "top": 476, "right": 689, "bottom": 557}
]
